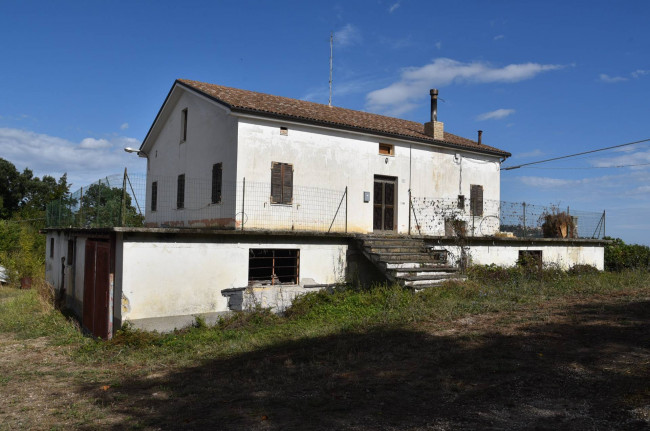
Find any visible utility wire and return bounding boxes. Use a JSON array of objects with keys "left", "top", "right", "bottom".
[
  {"left": 502, "top": 137, "right": 650, "bottom": 171},
  {"left": 526, "top": 161, "right": 650, "bottom": 170}
]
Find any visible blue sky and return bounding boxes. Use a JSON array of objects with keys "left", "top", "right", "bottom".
[{"left": 1, "top": 1, "right": 648, "bottom": 244}]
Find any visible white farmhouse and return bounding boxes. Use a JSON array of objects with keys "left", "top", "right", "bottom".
[{"left": 44, "top": 80, "right": 606, "bottom": 338}]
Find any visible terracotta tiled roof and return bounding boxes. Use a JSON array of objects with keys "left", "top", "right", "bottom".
[{"left": 177, "top": 79, "right": 510, "bottom": 157}]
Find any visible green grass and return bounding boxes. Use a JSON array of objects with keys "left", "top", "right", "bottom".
[{"left": 1, "top": 268, "right": 649, "bottom": 368}]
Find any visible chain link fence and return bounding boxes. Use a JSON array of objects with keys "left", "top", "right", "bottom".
[
  {"left": 46, "top": 172, "right": 348, "bottom": 233},
  {"left": 409, "top": 194, "right": 606, "bottom": 239}
]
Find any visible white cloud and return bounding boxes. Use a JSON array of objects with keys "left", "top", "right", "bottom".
[
  {"left": 435, "top": 41, "right": 442, "bottom": 50},
  {"left": 590, "top": 150, "right": 650, "bottom": 168},
  {"left": 120, "top": 122, "right": 129, "bottom": 130},
  {"left": 599, "top": 73, "right": 627, "bottom": 83},
  {"left": 80, "top": 138, "right": 111, "bottom": 149},
  {"left": 476, "top": 108, "right": 515, "bottom": 121},
  {"left": 335, "top": 24, "right": 361, "bottom": 47},
  {"left": 494, "top": 34, "right": 505, "bottom": 40},
  {"left": 0, "top": 127, "right": 144, "bottom": 188},
  {"left": 519, "top": 176, "right": 578, "bottom": 188},
  {"left": 388, "top": 2, "right": 400, "bottom": 13},
  {"left": 366, "top": 58, "right": 564, "bottom": 115},
  {"left": 632, "top": 69, "right": 650, "bottom": 79}
]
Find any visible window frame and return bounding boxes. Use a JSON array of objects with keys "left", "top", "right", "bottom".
[
  {"left": 248, "top": 248, "right": 299, "bottom": 285},
  {"left": 270, "top": 162, "right": 293, "bottom": 205},
  {"left": 211, "top": 163, "right": 223, "bottom": 204},
  {"left": 470, "top": 184, "right": 484, "bottom": 217},
  {"left": 177, "top": 174, "right": 185, "bottom": 209},
  {"left": 379, "top": 143, "right": 394, "bottom": 156},
  {"left": 180, "top": 108, "right": 188, "bottom": 143},
  {"left": 151, "top": 181, "right": 158, "bottom": 212}
]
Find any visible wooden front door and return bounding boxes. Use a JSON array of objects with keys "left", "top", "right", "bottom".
[
  {"left": 83, "top": 240, "right": 111, "bottom": 339},
  {"left": 373, "top": 176, "right": 397, "bottom": 232}
]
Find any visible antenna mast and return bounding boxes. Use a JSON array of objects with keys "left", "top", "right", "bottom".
[{"left": 329, "top": 31, "right": 333, "bottom": 107}]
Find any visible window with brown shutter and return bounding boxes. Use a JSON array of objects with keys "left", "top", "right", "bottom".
[
  {"left": 470, "top": 185, "right": 483, "bottom": 216},
  {"left": 211, "top": 163, "right": 222, "bottom": 204},
  {"left": 271, "top": 162, "right": 293, "bottom": 204}
]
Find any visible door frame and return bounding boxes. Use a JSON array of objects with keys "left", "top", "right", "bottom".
[{"left": 373, "top": 175, "right": 398, "bottom": 233}]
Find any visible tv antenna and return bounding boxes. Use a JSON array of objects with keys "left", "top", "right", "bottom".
[{"left": 329, "top": 31, "right": 333, "bottom": 106}]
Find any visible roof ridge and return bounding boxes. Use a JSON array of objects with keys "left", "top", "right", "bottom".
[{"left": 176, "top": 79, "right": 511, "bottom": 157}]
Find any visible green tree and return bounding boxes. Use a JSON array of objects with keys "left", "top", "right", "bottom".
[{"left": 79, "top": 182, "right": 143, "bottom": 227}]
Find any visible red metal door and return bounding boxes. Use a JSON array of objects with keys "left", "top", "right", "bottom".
[{"left": 82, "top": 240, "right": 111, "bottom": 339}]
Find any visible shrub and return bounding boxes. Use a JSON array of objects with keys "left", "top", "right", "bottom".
[
  {"left": 541, "top": 210, "right": 576, "bottom": 238},
  {"left": 604, "top": 237, "right": 650, "bottom": 271}
]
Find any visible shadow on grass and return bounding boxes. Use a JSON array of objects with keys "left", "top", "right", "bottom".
[{"left": 80, "top": 300, "right": 650, "bottom": 430}]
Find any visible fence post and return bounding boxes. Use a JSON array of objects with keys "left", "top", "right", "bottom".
[
  {"left": 408, "top": 189, "right": 411, "bottom": 236},
  {"left": 603, "top": 210, "right": 606, "bottom": 238},
  {"left": 79, "top": 187, "right": 83, "bottom": 227},
  {"left": 121, "top": 168, "right": 127, "bottom": 227},
  {"left": 241, "top": 177, "right": 245, "bottom": 231},
  {"left": 522, "top": 202, "right": 527, "bottom": 237},
  {"left": 345, "top": 186, "right": 348, "bottom": 233}
]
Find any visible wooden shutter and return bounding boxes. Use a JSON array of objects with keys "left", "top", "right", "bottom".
[
  {"left": 212, "top": 163, "right": 222, "bottom": 204},
  {"left": 282, "top": 164, "right": 293, "bottom": 204},
  {"left": 271, "top": 162, "right": 293, "bottom": 204},
  {"left": 470, "top": 185, "right": 483, "bottom": 216},
  {"left": 271, "top": 163, "right": 283, "bottom": 203},
  {"left": 151, "top": 181, "right": 157, "bottom": 212}
]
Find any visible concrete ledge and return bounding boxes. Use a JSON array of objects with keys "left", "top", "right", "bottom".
[{"left": 118, "top": 311, "right": 231, "bottom": 333}]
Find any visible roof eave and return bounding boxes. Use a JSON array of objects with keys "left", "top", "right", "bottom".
[{"left": 231, "top": 106, "right": 511, "bottom": 158}]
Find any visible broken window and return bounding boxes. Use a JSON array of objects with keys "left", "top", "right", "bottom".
[
  {"left": 271, "top": 162, "right": 293, "bottom": 204},
  {"left": 177, "top": 174, "right": 185, "bottom": 209},
  {"left": 211, "top": 163, "right": 222, "bottom": 204},
  {"left": 470, "top": 184, "right": 483, "bottom": 216},
  {"left": 181, "top": 108, "right": 188, "bottom": 142},
  {"left": 151, "top": 181, "right": 158, "bottom": 212},
  {"left": 248, "top": 249, "right": 299, "bottom": 285},
  {"left": 379, "top": 143, "right": 394, "bottom": 155},
  {"left": 518, "top": 250, "right": 542, "bottom": 269}
]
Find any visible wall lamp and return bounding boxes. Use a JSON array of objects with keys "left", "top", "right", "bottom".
[{"left": 124, "top": 147, "right": 148, "bottom": 157}]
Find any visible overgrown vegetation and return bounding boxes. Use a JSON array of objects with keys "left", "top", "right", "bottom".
[{"left": 604, "top": 236, "right": 650, "bottom": 271}]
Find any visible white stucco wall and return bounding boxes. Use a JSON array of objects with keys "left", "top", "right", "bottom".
[
  {"left": 144, "top": 87, "right": 239, "bottom": 228},
  {"left": 467, "top": 243, "right": 605, "bottom": 270},
  {"left": 235, "top": 117, "right": 502, "bottom": 235},
  {"left": 119, "top": 236, "right": 348, "bottom": 323}
]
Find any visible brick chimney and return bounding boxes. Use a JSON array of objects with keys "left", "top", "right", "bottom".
[{"left": 424, "top": 89, "right": 444, "bottom": 140}]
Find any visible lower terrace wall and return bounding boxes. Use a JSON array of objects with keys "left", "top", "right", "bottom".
[{"left": 119, "top": 231, "right": 348, "bottom": 331}]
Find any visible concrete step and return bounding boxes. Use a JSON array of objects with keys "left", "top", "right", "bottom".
[
  {"left": 362, "top": 239, "right": 425, "bottom": 248},
  {"left": 383, "top": 261, "right": 454, "bottom": 270},
  {"left": 364, "top": 245, "right": 426, "bottom": 254},
  {"left": 373, "top": 253, "right": 448, "bottom": 263}
]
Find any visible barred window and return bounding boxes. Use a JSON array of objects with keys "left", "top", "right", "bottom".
[{"left": 270, "top": 162, "right": 293, "bottom": 204}]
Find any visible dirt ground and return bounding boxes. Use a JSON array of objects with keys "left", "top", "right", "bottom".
[{"left": 1, "top": 291, "right": 649, "bottom": 430}]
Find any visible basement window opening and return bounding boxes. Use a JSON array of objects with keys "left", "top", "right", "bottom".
[
  {"left": 379, "top": 143, "right": 394, "bottom": 156},
  {"left": 518, "top": 250, "right": 542, "bottom": 269},
  {"left": 248, "top": 249, "right": 299, "bottom": 286}
]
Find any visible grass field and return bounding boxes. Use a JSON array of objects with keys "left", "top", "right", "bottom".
[{"left": 0, "top": 268, "right": 649, "bottom": 430}]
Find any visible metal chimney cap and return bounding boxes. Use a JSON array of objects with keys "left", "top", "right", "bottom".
[{"left": 430, "top": 89, "right": 439, "bottom": 96}]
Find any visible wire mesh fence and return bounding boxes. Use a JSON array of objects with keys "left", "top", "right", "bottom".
[
  {"left": 46, "top": 171, "right": 349, "bottom": 233},
  {"left": 410, "top": 194, "right": 606, "bottom": 239}
]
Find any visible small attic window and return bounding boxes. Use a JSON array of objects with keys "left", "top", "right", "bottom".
[
  {"left": 379, "top": 143, "right": 394, "bottom": 155},
  {"left": 280, "top": 127, "right": 288, "bottom": 136}
]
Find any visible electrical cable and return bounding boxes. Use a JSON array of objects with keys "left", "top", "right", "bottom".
[
  {"left": 525, "top": 162, "right": 650, "bottom": 170},
  {"left": 502, "top": 137, "right": 650, "bottom": 171}
]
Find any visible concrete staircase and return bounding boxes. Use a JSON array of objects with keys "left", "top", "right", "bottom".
[{"left": 357, "top": 236, "right": 463, "bottom": 290}]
